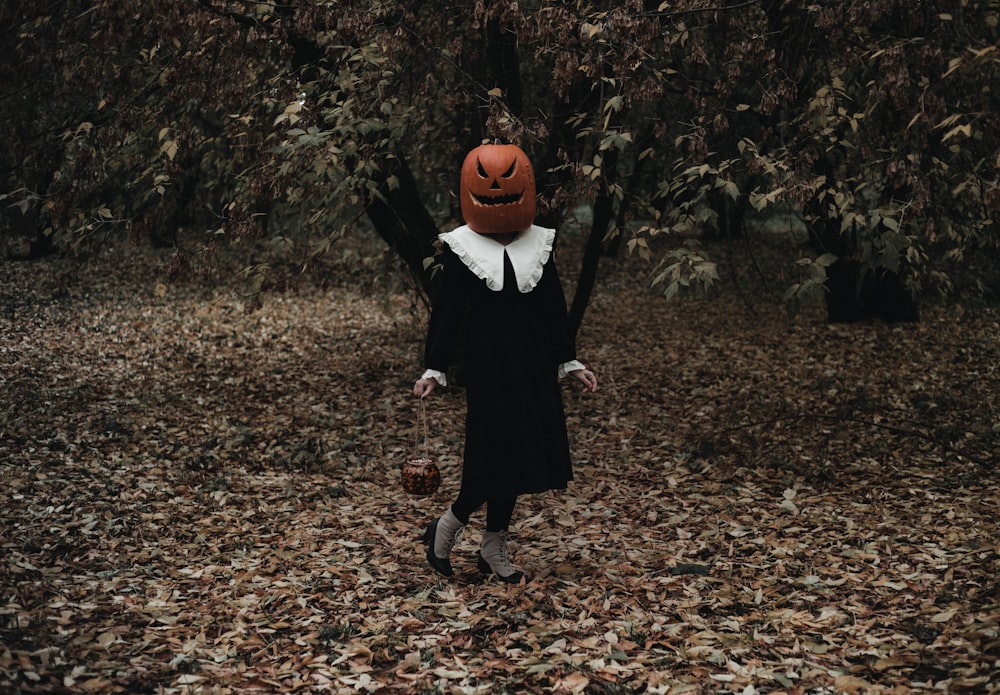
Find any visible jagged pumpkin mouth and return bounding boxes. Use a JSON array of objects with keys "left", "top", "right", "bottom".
[{"left": 471, "top": 191, "right": 524, "bottom": 206}]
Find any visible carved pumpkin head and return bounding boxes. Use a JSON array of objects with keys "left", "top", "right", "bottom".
[{"left": 460, "top": 144, "right": 536, "bottom": 234}]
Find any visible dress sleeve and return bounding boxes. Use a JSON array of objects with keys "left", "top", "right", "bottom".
[
  {"left": 538, "top": 256, "right": 578, "bottom": 367},
  {"left": 558, "top": 360, "right": 586, "bottom": 379},
  {"left": 421, "top": 368, "right": 448, "bottom": 387},
  {"left": 423, "top": 248, "right": 467, "bottom": 375}
]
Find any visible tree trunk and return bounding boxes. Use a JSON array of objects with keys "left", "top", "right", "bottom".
[
  {"left": 365, "top": 157, "right": 442, "bottom": 299},
  {"left": 485, "top": 17, "right": 523, "bottom": 115},
  {"left": 823, "top": 262, "right": 920, "bottom": 324},
  {"left": 809, "top": 219, "right": 920, "bottom": 324},
  {"left": 568, "top": 157, "right": 617, "bottom": 337}
]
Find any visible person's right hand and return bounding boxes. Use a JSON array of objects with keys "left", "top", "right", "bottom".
[{"left": 413, "top": 377, "right": 438, "bottom": 399}]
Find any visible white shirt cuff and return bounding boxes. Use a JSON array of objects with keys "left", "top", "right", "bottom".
[
  {"left": 421, "top": 369, "right": 447, "bottom": 387},
  {"left": 558, "top": 360, "right": 586, "bottom": 379}
]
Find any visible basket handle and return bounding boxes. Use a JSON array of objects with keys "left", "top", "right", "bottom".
[{"left": 413, "top": 398, "right": 429, "bottom": 459}]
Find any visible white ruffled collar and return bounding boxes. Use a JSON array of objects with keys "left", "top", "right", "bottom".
[{"left": 439, "top": 225, "right": 555, "bottom": 293}]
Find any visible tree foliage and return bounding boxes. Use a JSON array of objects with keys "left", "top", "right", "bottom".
[{"left": 2, "top": 1, "right": 997, "bottom": 320}]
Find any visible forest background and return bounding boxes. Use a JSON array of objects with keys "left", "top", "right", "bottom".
[{"left": 1, "top": 1, "right": 998, "bottom": 693}]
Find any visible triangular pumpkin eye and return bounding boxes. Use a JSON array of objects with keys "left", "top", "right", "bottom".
[
  {"left": 501, "top": 161, "right": 517, "bottom": 178},
  {"left": 477, "top": 160, "right": 489, "bottom": 178}
]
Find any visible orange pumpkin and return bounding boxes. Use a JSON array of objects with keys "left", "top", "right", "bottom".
[{"left": 460, "top": 144, "right": 536, "bottom": 234}]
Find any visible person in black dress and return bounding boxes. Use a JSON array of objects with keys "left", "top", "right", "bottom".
[{"left": 413, "top": 144, "right": 597, "bottom": 584}]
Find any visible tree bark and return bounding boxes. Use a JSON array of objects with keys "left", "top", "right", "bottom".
[
  {"left": 365, "top": 157, "right": 442, "bottom": 299},
  {"left": 485, "top": 17, "right": 522, "bottom": 115},
  {"left": 568, "top": 141, "right": 618, "bottom": 337},
  {"left": 809, "top": 219, "right": 920, "bottom": 324}
]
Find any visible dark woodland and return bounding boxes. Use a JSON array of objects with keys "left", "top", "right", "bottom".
[{"left": 2, "top": 1, "right": 998, "bottom": 693}]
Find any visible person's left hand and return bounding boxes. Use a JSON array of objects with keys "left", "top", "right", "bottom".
[{"left": 570, "top": 368, "right": 598, "bottom": 393}]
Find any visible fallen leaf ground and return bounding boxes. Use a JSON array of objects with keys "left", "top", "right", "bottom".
[{"left": 1, "top": 234, "right": 998, "bottom": 695}]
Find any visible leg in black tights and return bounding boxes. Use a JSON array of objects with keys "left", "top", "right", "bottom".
[
  {"left": 449, "top": 486, "right": 481, "bottom": 525},
  {"left": 485, "top": 495, "right": 516, "bottom": 532},
  {"left": 451, "top": 488, "right": 517, "bottom": 532}
]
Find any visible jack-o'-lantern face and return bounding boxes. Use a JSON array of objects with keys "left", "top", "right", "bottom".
[{"left": 460, "top": 144, "right": 536, "bottom": 234}]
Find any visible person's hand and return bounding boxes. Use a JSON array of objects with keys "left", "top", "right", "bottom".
[
  {"left": 413, "top": 377, "right": 438, "bottom": 399},
  {"left": 570, "top": 368, "right": 598, "bottom": 393}
]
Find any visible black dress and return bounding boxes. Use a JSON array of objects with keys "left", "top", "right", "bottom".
[{"left": 424, "top": 241, "right": 577, "bottom": 500}]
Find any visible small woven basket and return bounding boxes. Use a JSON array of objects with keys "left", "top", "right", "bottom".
[{"left": 401, "top": 400, "right": 440, "bottom": 496}]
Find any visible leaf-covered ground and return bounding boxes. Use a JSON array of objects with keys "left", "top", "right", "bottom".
[{"left": 2, "top": 236, "right": 998, "bottom": 694}]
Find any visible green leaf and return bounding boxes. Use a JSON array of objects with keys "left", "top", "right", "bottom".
[{"left": 603, "top": 95, "right": 624, "bottom": 113}]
